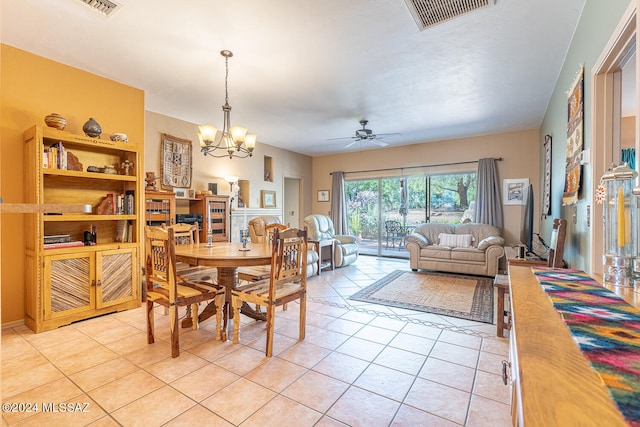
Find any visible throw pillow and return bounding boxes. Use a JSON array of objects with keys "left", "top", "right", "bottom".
[
  {"left": 438, "top": 233, "right": 474, "bottom": 248},
  {"left": 478, "top": 236, "right": 505, "bottom": 250}
]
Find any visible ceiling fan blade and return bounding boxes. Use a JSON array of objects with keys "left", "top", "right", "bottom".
[
  {"left": 372, "top": 132, "right": 402, "bottom": 138},
  {"left": 344, "top": 140, "right": 360, "bottom": 148},
  {"left": 370, "top": 139, "right": 388, "bottom": 147},
  {"left": 327, "top": 136, "right": 357, "bottom": 141}
]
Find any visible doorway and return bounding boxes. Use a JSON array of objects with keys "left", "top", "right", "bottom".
[{"left": 283, "top": 177, "right": 302, "bottom": 228}]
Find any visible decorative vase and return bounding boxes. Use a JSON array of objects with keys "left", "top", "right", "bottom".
[
  {"left": 44, "top": 113, "right": 67, "bottom": 130},
  {"left": 83, "top": 118, "right": 102, "bottom": 138}
]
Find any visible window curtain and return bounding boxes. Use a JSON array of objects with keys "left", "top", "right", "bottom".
[
  {"left": 330, "top": 171, "right": 348, "bottom": 234},
  {"left": 622, "top": 148, "right": 636, "bottom": 170},
  {"left": 474, "top": 158, "right": 503, "bottom": 229}
]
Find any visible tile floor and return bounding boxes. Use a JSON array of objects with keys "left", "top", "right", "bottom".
[{"left": 2, "top": 256, "right": 512, "bottom": 426}]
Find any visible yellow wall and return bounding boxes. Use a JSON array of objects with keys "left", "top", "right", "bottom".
[
  {"left": 0, "top": 44, "right": 144, "bottom": 324},
  {"left": 312, "top": 129, "right": 541, "bottom": 245}
]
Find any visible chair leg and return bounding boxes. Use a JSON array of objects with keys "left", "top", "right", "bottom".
[
  {"left": 265, "top": 304, "right": 276, "bottom": 357},
  {"left": 215, "top": 294, "right": 224, "bottom": 341},
  {"left": 299, "top": 294, "right": 307, "bottom": 340},
  {"left": 232, "top": 297, "right": 242, "bottom": 344},
  {"left": 146, "top": 300, "right": 155, "bottom": 344},
  {"left": 170, "top": 305, "right": 180, "bottom": 358},
  {"left": 190, "top": 303, "right": 198, "bottom": 330}
]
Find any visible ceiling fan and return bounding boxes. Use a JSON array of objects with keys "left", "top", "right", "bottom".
[{"left": 328, "top": 119, "right": 401, "bottom": 148}]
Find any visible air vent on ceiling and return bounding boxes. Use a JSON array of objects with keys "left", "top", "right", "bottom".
[
  {"left": 76, "top": 0, "right": 121, "bottom": 17},
  {"left": 404, "top": 0, "right": 494, "bottom": 30}
]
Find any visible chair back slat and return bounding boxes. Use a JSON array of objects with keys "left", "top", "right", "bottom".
[{"left": 547, "top": 218, "right": 567, "bottom": 268}]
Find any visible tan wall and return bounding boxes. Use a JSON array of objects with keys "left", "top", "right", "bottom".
[
  {"left": 311, "top": 129, "right": 541, "bottom": 245},
  {"left": 0, "top": 45, "right": 145, "bottom": 324},
  {"left": 144, "top": 111, "right": 313, "bottom": 226},
  {"left": 622, "top": 116, "right": 636, "bottom": 149}
]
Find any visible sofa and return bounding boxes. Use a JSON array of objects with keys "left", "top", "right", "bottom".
[
  {"left": 304, "top": 214, "right": 359, "bottom": 268},
  {"left": 405, "top": 223, "right": 505, "bottom": 276},
  {"left": 246, "top": 215, "right": 319, "bottom": 276}
]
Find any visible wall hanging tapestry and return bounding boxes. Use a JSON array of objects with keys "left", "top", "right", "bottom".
[
  {"left": 562, "top": 65, "right": 584, "bottom": 205},
  {"left": 161, "top": 133, "right": 192, "bottom": 189},
  {"left": 348, "top": 270, "right": 493, "bottom": 323},
  {"left": 542, "top": 135, "right": 552, "bottom": 217}
]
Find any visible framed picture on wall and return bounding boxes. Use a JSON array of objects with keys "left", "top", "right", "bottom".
[
  {"left": 317, "top": 190, "right": 330, "bottom": 202},
  {"left": 503, "top": 178, "right": 529, "bottom": 206},
  {"left": 173, "top": 188, "right": 187, "bottom": 199},
  {"left": 261, "top": 190, "right": 276, "bottom": 208}
]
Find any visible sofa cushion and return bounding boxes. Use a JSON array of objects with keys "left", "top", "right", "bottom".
[
  {"left": 438, "top": 233, "right": 474, "bottom": 248},
  {"left": 477, "top": 235, "right": 505, "bottom": 250},
  {"left": 451, "top": 247, "right": 486, "bottom": 262},
  {"left": 422, "top": 246, "right": 452, "bottom": 259}
]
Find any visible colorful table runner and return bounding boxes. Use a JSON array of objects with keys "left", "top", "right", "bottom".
[{"left": 532, "top": 267, "right": 640, "bottom": 426}]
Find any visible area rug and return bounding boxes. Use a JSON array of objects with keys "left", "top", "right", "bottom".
[{"left": 349, "top": 270, "right": 494, "bottom": 323}]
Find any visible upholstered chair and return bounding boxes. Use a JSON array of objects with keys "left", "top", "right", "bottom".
[
  {"left": 304, "top": 214, "right": 358, "bottom": 268},
  {"left": 245, "top": 216, "right": 319, "bottom": 277}
]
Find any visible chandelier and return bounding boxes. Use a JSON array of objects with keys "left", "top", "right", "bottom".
[{"left": 198, "top": 50, "right": 256, "bottom": 159}]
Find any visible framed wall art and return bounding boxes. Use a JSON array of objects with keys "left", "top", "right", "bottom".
[
  {"left": 317, "top": 190, "right": 330, "bottom": 202},
  {"left": 562, "top": 65, "right": 584, "bottom": 205},
  {"left": 173, "top": 188, "right": 187, "bottom": 199},
  {"left": 261, "top": 190, "right": 276, "bottom": 208},
  {"left": 161, "top": 133, "right": 192, "bottom": 189},
  {"left": 503, "top": 178, "right": 529, "bottom": 206},
  {"left": 542, "top": 135, "right": 552, "bottom": 217}
]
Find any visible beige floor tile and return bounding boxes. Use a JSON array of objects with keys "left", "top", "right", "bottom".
[
  {"left": 399, "top": 322, "right": 443, "bottom": 340},
  {"left": 86, "top": 415, "right": 122, "bottom": 426},
  {"left": 314, "top": 416, "right": 350, "bottom": 426},
  {"left": 111, "top": 385, "right": 196, "bottom": 426},
  {"left": 19, "top": 325, "right": 86, "bottom": 349},
  {"left": 353, "top": 363, "right": 415, "bottom": 401},
  {"left": 277, "top": 340, "right": 333, "bottom": 368},
  {"left": 1, "top": 333, "right": 37, "bottom": 360},
  {"left": 353, "top": 324, "right": 399, "bottom": 345},
  {"left": 429, "top": 341, "right": 479, "bottom": 369},
  {"left": 145, "top": 351, "right": 208, "bottom": 383},
  {"left": 68, "top": 357, "right": 139, "bottom": 392},
  {"left": 336, "top": 336, "right": 385, "bottom": 361},
  {"left": 201, "top": 378, "right": 276, "bottom": 425},
  {"left": 50, "top": 344, "right": 120, "bottom": 375},
  {"left": 282, "top": 370, "right": 349, "bottom": 413},
  {"left": 122, "top": 340, "right": 173, "bottom": 367},
  {"left": 472, "top": 370, "right": 511, "bottom": 404},
  {"left": 481, "top": 336, "right": 510, "bottom": 356},
  {"left": 102, "top": 330, "right": 149, "bottom": 355},
  {"left": 477, "top": 350, "right": 508, "bottom": 375},
  {"left": 242, "top": 395, "right": 322, "bottom": 426},
  {"left": 1, "top": 377, "right": 84, "bottom": 425},
  {"left": 163, "top": 404, "right": 233, "bottom": 426},
  {"left": 244, "top": 356, "right": 308, "bottom": 392},
  {"left": 213, "top": 345, "right": 267, "bottom": 375},
  {"left": 88, "top": 369, "right": 164, "bottom": 413},
  {"left": 170, "top": 364, "right": 240, "bottom": 402},
  {"left": 327, "top": 385, "right": 401, "bottom": 427},
  {"left": 10, "top": 396, "right": 105, "bottom": 427},
  {"left": 418, "top": 357, "right": 476, "bottom": 392},
  {"left": 391, "top": 404, "right": 461, "bottom": 426},
  {"left": 303, "top": 328, "right": 350, "bottom": 350},
  {"left": 188, "top": 338, "right": 242, "bottom": 362},
  {"left": 404, "top": 378, "right": 470, "bottom": 425},
  {"left": 438, "top": 330, "right": 483, "bottom": 350},
  {"left": 388, "top": 332, "right": 436, "bottom": 355},
  {"left": 324, "top": 318, "right": 366, "bottom": 335},
  {"left": 2, "top": 361, "right": 65, "bottom": 399},
  {"left": 246, "top": 330, "right": 299, "bottom": 356},
  {"left": 368, "top": 316, "right": 408, "bottom": 332},
  {"left": 373, "top": 346, "right": 427, "bottom": 376},
  {"left": 312, "top": 351, "right": 370, "bottom": 383},
  {"left": 466, "top": 394, "right": 512, "bottom": 427}
]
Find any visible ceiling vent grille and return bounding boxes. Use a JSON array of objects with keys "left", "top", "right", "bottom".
[
  {"left": 404, "top": 0, "right": 493, "bottom": 30},
  {"left": 76, "top": 0, "right": 121, "bottom": 17}
]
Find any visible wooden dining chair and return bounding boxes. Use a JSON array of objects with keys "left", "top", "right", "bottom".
[
  {"left": 547, "top": 218, "right": 567, "bottom": 268},
  {"left": 166, "top": 223, "right": 218, "bottom": 283},
  {"left": 231, "top": 227, "right": 308, "bottom": 357},
  {"left": 144, "top": 226, "right": 225, "bottom": 357},
  {"left": 238, "top": 222, "right": 289, "bottom": 283}
]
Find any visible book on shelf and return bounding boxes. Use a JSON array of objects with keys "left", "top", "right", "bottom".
[
  {"left": 43, "top": 241, "right": 85, "bottom": 249},
  {"left": 43, "top": 234, "right": 71, "bottom": 244},
  {"left": 115, "top": 220, "right": 128, "bottom": 242}
]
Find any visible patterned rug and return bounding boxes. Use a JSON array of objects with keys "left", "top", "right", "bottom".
[
  {"left": 349, "top": 270, "right": 494, "bottom": 323},
  {"left": 533, "top": 267, "right": 640, "bottom": 426}
]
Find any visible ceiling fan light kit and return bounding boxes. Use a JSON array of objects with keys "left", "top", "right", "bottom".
[{"left": 199, "top": 50, "right": 256, "bottom": 159}]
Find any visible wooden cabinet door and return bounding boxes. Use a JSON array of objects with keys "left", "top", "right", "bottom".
[
  {"left": 43, "top": 252, "right": 95, "bottom": 320},
  {"left": 95, "top": 248, "right": 137, "bottom": 309}
]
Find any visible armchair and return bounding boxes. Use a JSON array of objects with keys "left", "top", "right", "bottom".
[{"left": 304, "top": 214, "right": 358, "bottom": 268}]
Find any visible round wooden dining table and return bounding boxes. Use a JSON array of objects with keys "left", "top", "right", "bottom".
[{"left": 174, "top": 241, "right": 272, "bottom": 340}]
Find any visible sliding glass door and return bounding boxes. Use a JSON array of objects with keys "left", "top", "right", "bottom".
[{"left": 345, "top": 171, "right": 476, "bottom": 258}]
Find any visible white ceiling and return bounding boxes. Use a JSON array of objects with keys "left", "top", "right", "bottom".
[{"left": 1, "top": 0, "right": 586, "bottom": 156}]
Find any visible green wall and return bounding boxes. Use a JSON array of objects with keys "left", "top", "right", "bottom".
[{"left": 540, "top": 0, "right": 633, "bottom": 271}]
